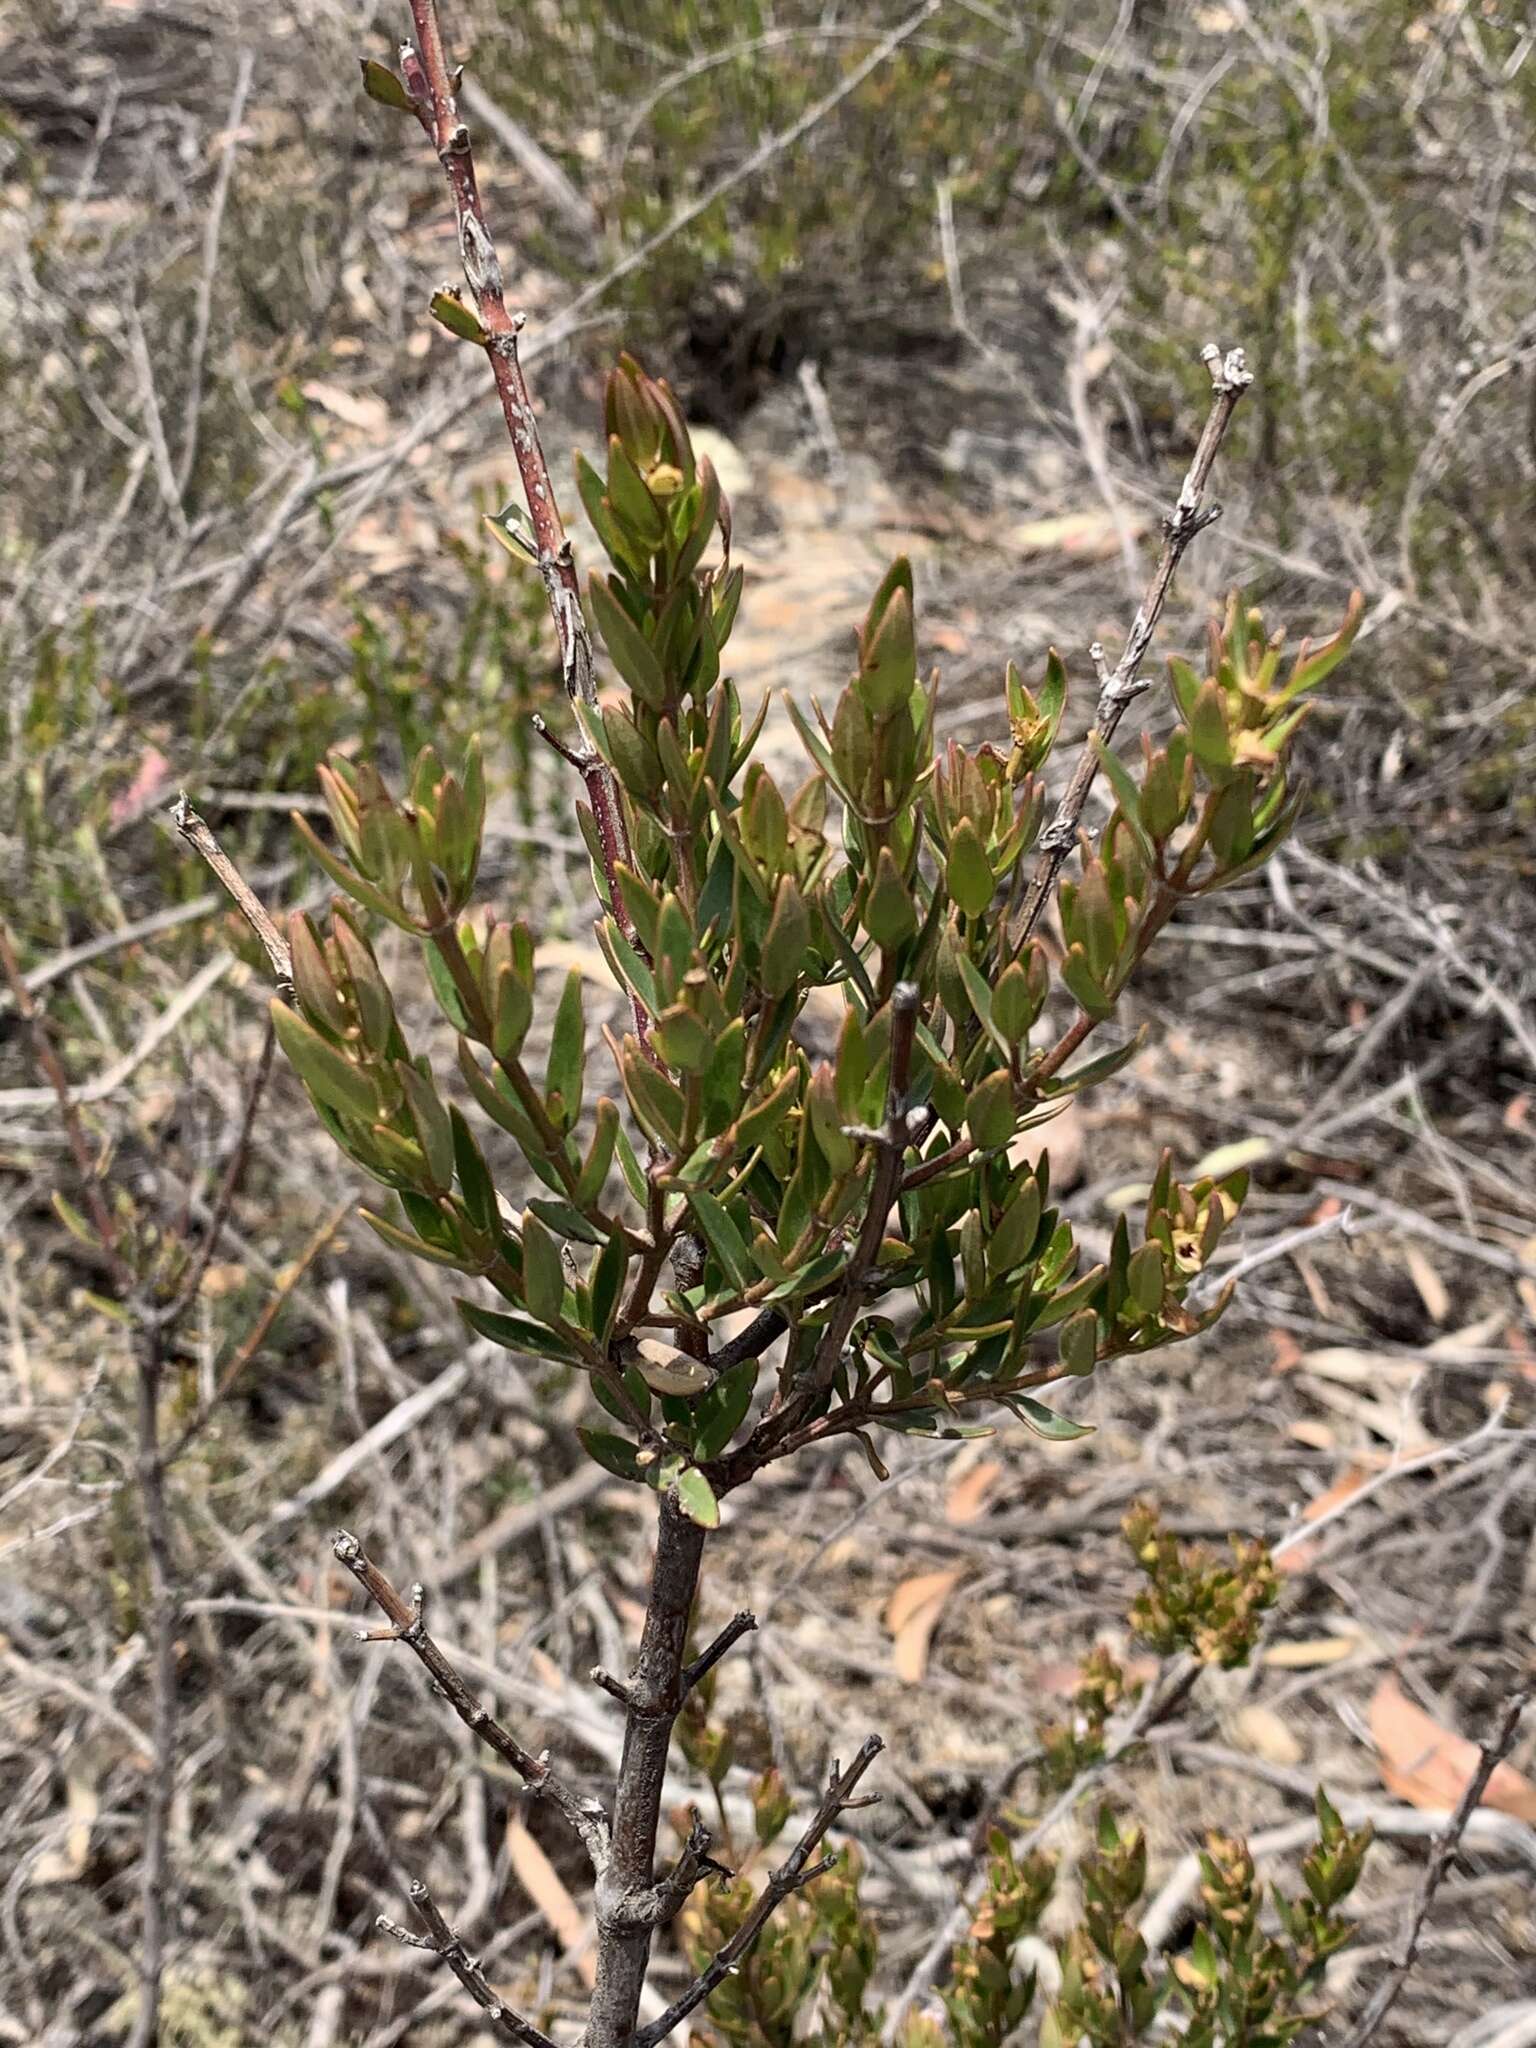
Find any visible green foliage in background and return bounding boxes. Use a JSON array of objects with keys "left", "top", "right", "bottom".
[{"left": 678, "top": 1504, "right": 1367, "bottom": 2047}]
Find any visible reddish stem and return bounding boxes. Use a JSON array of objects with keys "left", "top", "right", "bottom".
[{"left": 402, "top": 1, "right": 651, "bottom": 1043}]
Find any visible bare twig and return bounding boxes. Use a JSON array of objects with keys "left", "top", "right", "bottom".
[
  {"left": 176, "top": 49, "right": 255, "bottom": 500},
  {"left": 162, "top": 1191, "right": 351, "bottom": 1465},
  {"left": 587, "top": 1494, "right": 709, "bottom": 2048},
  {"left": 161, "top": 1015, "right": 278, "bottom": 1325},
  {"left": 632, "top": 1736, "right": 885, "bottom": 2048},
  {"left": 397, "top": 0, "right": 649, "bottom": 1044},
  {"left": 683, "top": 1611, "right": 758, "bottom": 1695},
  {"left": 377, "top": 1878, "right": 559, "bottom": 2048},
  {"left": 172, "top": 794, "right": 293, "bottom": 993},
  {"left": 333, "top": 1529, "right": 611, "bottom": 1870},
  {"left": 1006, "top": 342, "right": 1252, "bottom": 959},
  {"left": 1337, "top": 1688, "right": 1531, "bottom": 2048},
  {"left": 0, "top": 924, "right": 121, "bottom": 1253},
  {"left": 123, "top": 1311, "right": 176, "bottom": 2048}
]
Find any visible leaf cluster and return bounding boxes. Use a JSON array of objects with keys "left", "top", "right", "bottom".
[{"left": 273, "top": 353, "right": 1361, "bottom": 1519}]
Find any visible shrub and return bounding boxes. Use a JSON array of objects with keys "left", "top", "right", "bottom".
[{"left": 181, "top": 8, "right": 1373, "bottom": 2044}]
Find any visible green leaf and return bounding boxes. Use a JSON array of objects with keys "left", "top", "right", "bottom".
[
  {"left": 597, "top": 918, "right": 659, "bottom": 1020},
  {"left": 1009, "top": 1395, "right": 1094, "bottom": 1441},
  {"left": 605, "top": 436, "right": 667, "bottom": 547},
  {"left": 51, "top": 1191, "right": 100, "bottom": 1248},
  {"left": 1187, "top": 678, "right": 1232, "bottom": 771},
  {"left": 674, "top": 1467, "right": 721, "bottom": 1528},
  {"left": 945, "top": 819, "right": 995, "bottom": 919},
  {"left": 488, "top": 963, "right": 533, "bottom": 1061},
  {"left": 271, "top": 1000, "right": 378, "bottom": 1124},
  {"left": 520, "top": 1210, "right": 565, "bottom": 1324},
  {"left": 1040, "top": 1027, "right": 1146, "bottom": 1095},
  {"left": 425, "top": 941, "right": 473, "bottom": 1033},
  {"left": 692, "top": 1359, "right": 758, "bottom": 1459},
  {"left": 460, "top": 1297, "right": 580, "bottom": 1364},
  {"left": 589, "top": 1231, "right": 628, "bottom": 1345},
  {"left": 952, "top": 949, "right": 1012, "bottom": 1058},
  {"left": 687, "top": 1189, "right": 755, "bottom": 1294},
  {"left": 1127, "top": 1242, "right": 1165, "bottom": 1315},
  {"left": 988, "top": 1178, "right": 1042, "bottom": 1279},
  {"left": 1057, "top": 1307, "right": 1099, "bottom": 1377},
  {"left": 1278, "top": 589, "right": 1363, "bottom": 703},
  {"left": 990, "top": 961, "right": 1036, "bottom": 1047},
  {"left": 858, "top": 578, "right": 917, "bottom": 717},
  {"left": 529, "top": 1198, "right": 606, "bottom": 1246},
  {"left": 1093, "top": 737, "right": 1155, "bottom": 859},
  {"left": 623, "top": 1048, "right": 687, "bottom": 1149},
  {"left": 759, "top": 874, "right": 809, "bottom": 997},
  {"left": 429, "top": 288, "right": 490, "bottom": 346},
  {"left": 863, "top": 846, "right": 916, "bottom": 949},
  {"left": 288, "top": 913, "right": 348, "bottom": 1037},
  {"left": 602, "top": 704, "right": 663, "bottom": 800},
  {"left": 577, "top": 1098, "right": 621, "bottom": 1206},
  {"left": 965, "top": 1069, "right": 1015, "bottom": 1151},
  {"left": 545, "top": 968, "right": 586, "bottom": 1130},
  {"left": 360, "top": 57, "right": 415, "bottom": 110},
  {"left": 655, "top": 1003, "right": 714, "bottom": 1075},
  {"left": 451, "top": 1107, "right": 498, "bottom": 1235},
  {"left": 578, "top": 1426, "right": 643, "bottom": 1482},
  {"left": 1059, "top": 943, "right": 1114, "bottom": 1021},
  {"left": 396, "top": 1061, "right": 454, "bottom": 1188},
  {"left": 589, "top": 573, "right": 666, "bottom": 708},
  {"left": 361, "top": 1207, "right": 467, "bottom": 1268},
  {"left": 733, "top": 1067, "right": 800, "bottom": 1154}
]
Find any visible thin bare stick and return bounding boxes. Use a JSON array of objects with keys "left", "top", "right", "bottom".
[
  {"left": 162, "top": 1017, "right": 278, "bottom": 1325},
  {"left": 632, "top": 1736, "right": 884, "bottom": 2048},
  {"left": 683, "top": 1611, "right": 758, "bottom": 1694},
  {"left": 176, "top": 49, "right": 255, "bottom": 500},
  {"left": 0, "top": 926, "right": 177, "bottom": 2048},
  {"left": 0, "top": 924, "right": 121, "bottom": 1257},
  {"left": 162, "top": 1192, "right": 351, "bottom": 1466},
  {"left": 173, "top": 794, "right": 293, "bottom": 993},
  {"left": 124, "top": 1312, "right": 175, "bottom": 2048},
  {"left": 1006, "top": 342, "right": 1252, "bottom": 960},
  {"left": 377, "top": 1877, "right": 560, "bottom": 2048},
  {"left": 332, "top": 1529, "right": 610, "bottom": 1870},
  {"left": 1337, "top": 1688, "right": 1531, "bottom": 2048}
]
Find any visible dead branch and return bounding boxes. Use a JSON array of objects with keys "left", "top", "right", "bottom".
[
  {"left": 1337, "top": 1688, "right": 1532, "bottom": 2048},
  {"left": 332, "top": 1529, "right": 611, "bottom": 1871},
  {"left": 1006, "top": 342, "right": 1252, "bottom": 959},
  {"left": 377, "top": 1877, "right": 560, "bottom": 2048},
  {"left": 632, "top": 1736, "right": 885, "bottom": 2048}
]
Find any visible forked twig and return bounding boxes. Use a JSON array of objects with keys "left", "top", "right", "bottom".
[
  {"left": 1006, "top": 342, "right": 1253, "bottom": 959},
  {"left": 332, "top": 1529, "right": 610, "bottom": 1871},
  {"left": 1338, "top": 1688, "right": 1531, "bottom": 2048},
  {"left": 377, "top": 1877, "right": 560, "bottom": 2048},
  {"left": 632, "top": 1736, "right": 885, "bottom": 2048}
]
